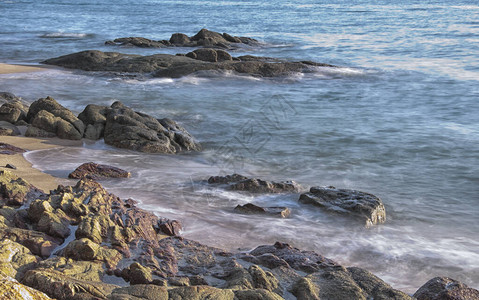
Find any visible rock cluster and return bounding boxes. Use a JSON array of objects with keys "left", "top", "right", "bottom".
[
  {"left": 1, "top": 170, "right": 478, "bottom": 299},
  {"left": 105, "top": 28, "right": 260, "bottom": 49},
  {"left": 43, "top": 50, "right": 336, "bottom": 78},
  {"left": 1, "top": 94, "right": 200, "bottom": 154}
]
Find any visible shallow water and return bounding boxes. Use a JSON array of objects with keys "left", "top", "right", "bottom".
[{"left": 2, "top": 0, "right": 479, "bottom": 293}]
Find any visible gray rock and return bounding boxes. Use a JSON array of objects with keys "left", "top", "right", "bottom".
[
  {"left": 208, "top": 174, "right": 301, "bottom": 194},
  {"left": 108, "top": 37, "right": 168, "bottom": 48},
  {"left": 169, "top": 33, "right": 191, "bottom": 45},
  {"left": 234, "top": 203, "right": 291, "bottom": 218},
  {"left": 42, "top": 50, "right": 336, "bottom": 78},
  {"left": 26, "top": 96, "right": 85, "bottom": 140},
  {"left": 413, "top": 277, "right": 479, "bottom": 300},
  {"left": 0, "top": 121, "right": 21, "bottom": 136},
  {"left": 103, "top": 101, "right": 200, "bottom": 153},
  {"left": 299, "top": 186, "right": 386, "bottom": 227}
]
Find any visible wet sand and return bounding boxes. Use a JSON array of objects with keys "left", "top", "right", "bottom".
[{"left": 0, "top": 136, "right": 82, "bottom": 192}]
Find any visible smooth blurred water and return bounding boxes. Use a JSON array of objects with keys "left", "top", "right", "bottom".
[{"left": 1, "top": 0, "right": 479, "bottom": 293}]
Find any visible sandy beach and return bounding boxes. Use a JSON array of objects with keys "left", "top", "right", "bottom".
[
  {"left": 0, "top": 63, "right": 48, "bottom": 74},
  {"left": 0, "top": 136, "right": 82, "bottom": 192}
]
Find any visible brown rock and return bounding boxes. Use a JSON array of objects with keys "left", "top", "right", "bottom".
[
  {"left": 208, "top": 174, "right": 301, "bottom": 194},
  {"left": 414, "top": 277, "right": 479, "bottom": 300},
  {"left": 68, "top": 162, "right": 130, "bottom": 180},
  {"left": 0, "top": 143, "right": 26, "bottom": 155},
  {"left": 234, "top": 203, "right": 291, "bottom": 218}
]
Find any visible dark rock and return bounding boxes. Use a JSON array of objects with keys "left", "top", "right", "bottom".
[
  {"left": 25, "top": 96, "right": 85, "bottom": 140},
  {"left": 0, "top": 92, "right": 21, "bottom": 104},
  {"left": 169, "top": 33, "right": 191, "bottom": 45},
  {"left": 413, "top": 277, "right": 479, "bottom": 300},
  {"left": 68, "top": 162, "right": 130, "bottom": 180},
  {"left": 299, "top": 186, "right": 386, "bottom": 227},
  {"left": 78, "top": 104, "right": 110, "bottom": 140},
  {"left": 208, "top": 174, "right": 301, "bottom": 194},
  {"left": 103, "top": 101, "right": 201, "bottom": 153},
  {"left": 186, "top": 48, "right": 233, "bottom": 63},
  {"left": 5, "top": 164, "right": 16, "bottom": 170},
  {"left": 0, "top": 121, "right": 21, "bottom": 136},
  {"left": 107, "top": 37, "right": 168, "bottom": 48},
  {"left": 234, "top": 203, "right": 291, "bottom": 218},
  {"left": 157, "top": 218, "right": 182, "bottom": 236},
  {"left": 0, "top": 143, "right": 26, "bottom": 155},
  {"left": 249, "top": 242, "right": 338, "bottom": 274},
  {"left": 43, "top": 50, "right": 336, "bottom": 78}
]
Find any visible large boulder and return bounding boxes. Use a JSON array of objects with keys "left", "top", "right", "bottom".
[
  {"left": 68, "top": 162, "right": 131, "bottom": 180},
  {"left": 103, "top": 101, "right": 201, "bottom": 153},
  {"left": 0, "top": 275, "right": 51, "bottom": 300},
  {"left": 77, "top": 104, "right": 110, "bottom": 140},
  {"left": 25, "top": 96, "right": 85, "bottom": 140},
  {"left": 43, "top": 50, "right": 336, "bottom": 78},
  {"left": 208, "top": 174, "right": 301, "bottom": 194},
  {"left": 299, "top": 186, "right": 386, "bottom": 227},
  {"left": 0, "top": 101, "right": 28, "bottom": 124},
  {"left": 413, "top": 277, "right": 479, "bottom": 300}
]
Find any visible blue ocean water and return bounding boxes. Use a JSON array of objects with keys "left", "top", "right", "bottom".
[{"left": 1, "top": 0, "right": 478, "bottom": 293}]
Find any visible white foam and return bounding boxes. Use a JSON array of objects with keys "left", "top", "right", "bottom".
[{"left": 40, "top": 32, "right": 92, "bottom": 38}]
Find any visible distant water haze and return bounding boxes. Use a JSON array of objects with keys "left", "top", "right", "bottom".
[{"left": 2, "top": 0, "right": 478, "bottom": 294}]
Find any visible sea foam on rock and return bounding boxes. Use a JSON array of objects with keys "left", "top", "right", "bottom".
[{"left": 299, "top": 186, "right": 387, "bottom": 227}]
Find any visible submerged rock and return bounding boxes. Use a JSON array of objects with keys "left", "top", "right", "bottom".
[
  {"left": 234, "top": 203, "right": 291, "bottom": 218},
  {"left": 106, "top": 28, "right": 260, "bottom": 49},
  {"left": 43, "top": 50, "right": 336, "bottom": 78},
  {"left": 299, "top": 186, "right": 386, "bottom": 227},
  {"left": 68, "top": 162, "right": 131, "bottom": 180},
  {"left": 208, "top": 174, "right": 301, "bottom": 194},
  {"left": 414, "top": 277, "right": 479, "bottom": 300}
]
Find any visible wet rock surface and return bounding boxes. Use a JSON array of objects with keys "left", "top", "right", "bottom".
[
  {"left": 0, "top": 142, "right": 26, "bottom": 155},
  {"left": 208, "top": 174, "right": 301, "bottom": 194},
  {"left": 43, "top": 49, "right": 336, "bottom": 78},
  {"left": 68, "top": 162, "right": 131, "bottom": 180},
  {"left": 234, "top": 203, "right": 291, "bottom": 218},
  {"left": 0, "top": 93, "right": 200, "bottom": 154},
  {"left": 0, "top": 170, "right": 477, "bottom": 299},
  {"left": 105, "top": 28, "right": 260, "bottom": 49},
  {"left": 299, "top": 186, "right": 387, "bottom": 227},
  {"left": 414, "top": 277, "right": 479, "bottom": 300}
]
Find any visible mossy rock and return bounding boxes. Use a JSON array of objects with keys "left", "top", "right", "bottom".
[
  {"left": 168, "top": 286, "right": 235, "bottom": 300},
  {"left": 108, "top": 284, "right": 168, "bottom": 300},
  {"left": 0, "top": 239, "right": 39, "bottom": 280},
  {"left": 0, "top": 276, "right": 51, "bottom": 300},
  {"left": 233, "top": 288, "right": 284, "bottom": 300},
  {"left": 0, "top": 170, "right": 37, "bottom": 207}
]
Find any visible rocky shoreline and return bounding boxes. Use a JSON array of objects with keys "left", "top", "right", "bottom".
[{"left": 1, "top": 92, "right": 479, "bottom": 299}]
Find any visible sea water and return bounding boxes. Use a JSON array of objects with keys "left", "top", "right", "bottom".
[{"left": 1, "top": 0, "right": 478, "bottom": 293}]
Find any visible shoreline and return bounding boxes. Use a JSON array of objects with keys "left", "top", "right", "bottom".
[
  {"left": 0, "top": 63, "right": 50, "bottom": 74},
  {"left": 0, "top": 136, "right": 82, "bottom": 191}
]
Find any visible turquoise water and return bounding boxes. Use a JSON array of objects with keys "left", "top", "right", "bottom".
[{"left": 1, "top": 0, "right": 479, "bottom": 293}]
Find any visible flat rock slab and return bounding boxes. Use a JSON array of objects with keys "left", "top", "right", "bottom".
[
  {"left": 299, "top": 186, "right": 386, "bottom": 227},
  {"left": 414, "top": 277, "right": 479, "bottom": 300},
  {"left": 68, "top": 162, "right": 131, "bottom": 180},
  {"left": 42, "top": 50, "right": 336, "bottom": 78},
  {"left": 208, "top": 174, "right": 301, "bottom": 194},
  {"left": 0, "top": 142, "right": 26, "bottom": 155},
  {"left": 234, "top": 203, "right": 291, "bottom": 218}
]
